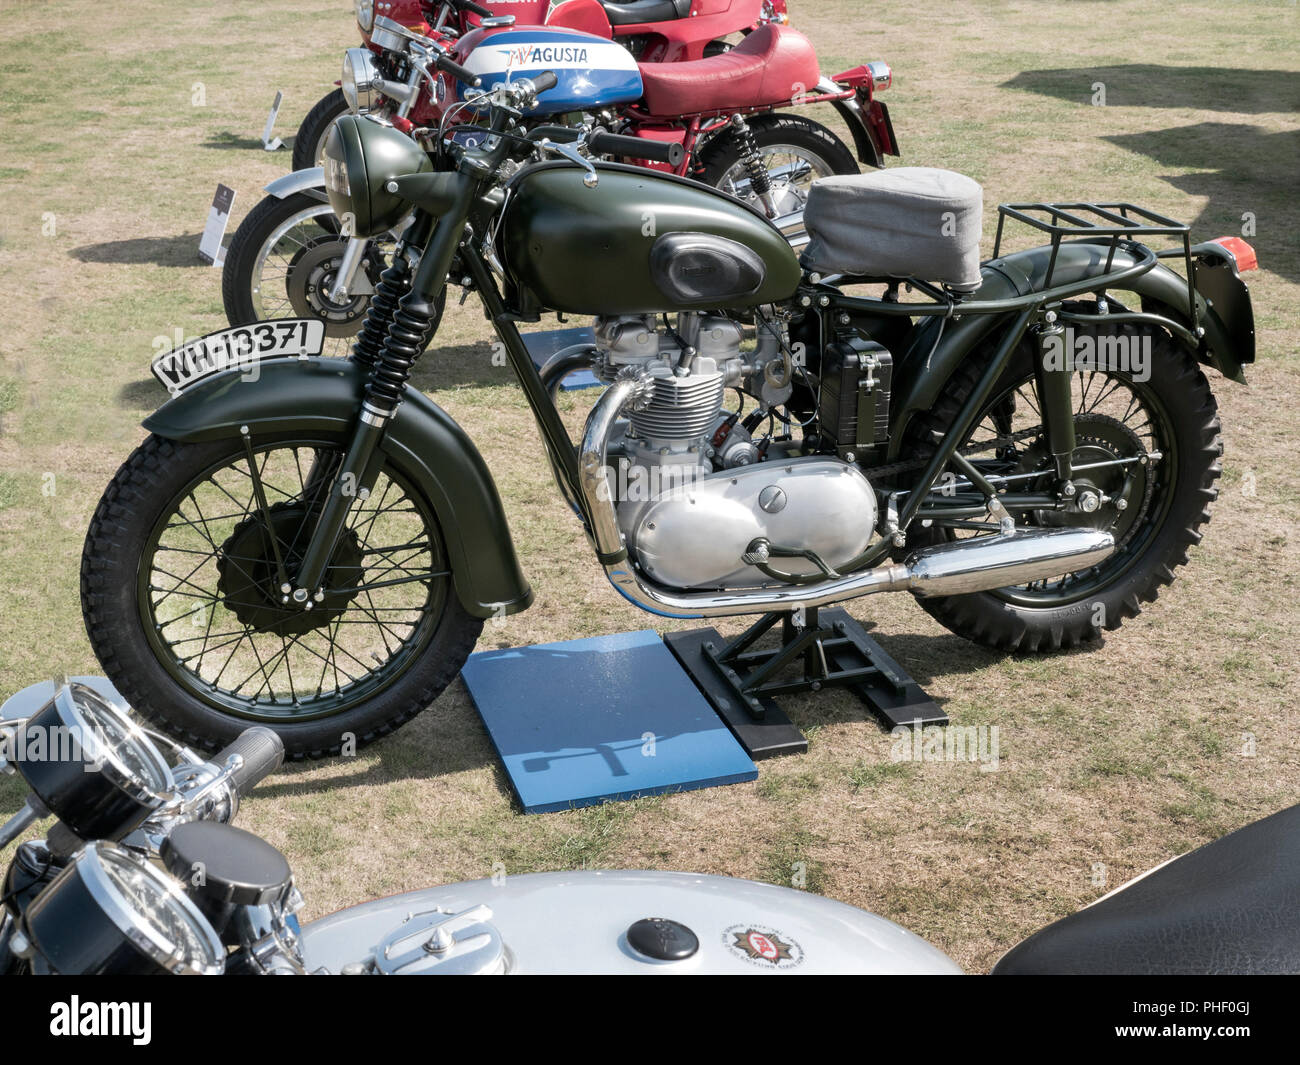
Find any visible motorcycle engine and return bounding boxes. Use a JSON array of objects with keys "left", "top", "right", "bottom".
[{"left": 596, "top": 312, "right": 877, "bottom": 590}]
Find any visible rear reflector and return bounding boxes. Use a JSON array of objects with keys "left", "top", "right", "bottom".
[{"left": 1209, "top": 236, "right": 1258, "bottom": 271}]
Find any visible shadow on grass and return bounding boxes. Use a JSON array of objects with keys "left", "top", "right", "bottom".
[
  {"left": 200, "top": 130, "right": 285, "bottom": 152},
  {"left": 118, "top": 377, "right": 167, "bottom": 409},
  {"left": 1003, "top": 64, "right": 1299, "bottom": 285},
  {"left": 411, "top": 342, "right": 524, "bottom": 390},
  {"left": 70, "top": 233, "right": 210, "bottom": 267},
  {"left": 1104, "top": 122, "right": 1300, "bottom": 284},
  {"left": 109, "top": 340, "right": 518, "bottom": 410},
  {"left": 1002, "top": 65, "right": 1300, "bottom": 114}
]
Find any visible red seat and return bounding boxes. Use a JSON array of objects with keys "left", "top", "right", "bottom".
[{"left": 637, "top": 24, "right": 822, "bottom": 117}]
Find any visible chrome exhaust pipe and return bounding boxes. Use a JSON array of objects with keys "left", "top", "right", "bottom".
[
  {"left": 604, "top": 527, "right": 1114, "bottom": 619},
  {"left": 906, "top": 527, "right": 1115, "bottom": 597},
  {"left": 580, "top": 371, "right": 1115, "bottom": 619},
  {"left": 538, "top": 343, "right": 599, "bottom": 400}
]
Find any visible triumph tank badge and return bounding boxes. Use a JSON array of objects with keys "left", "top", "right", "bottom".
[{"left": 723, "top": 924, "right": 804, "bottom": 968}]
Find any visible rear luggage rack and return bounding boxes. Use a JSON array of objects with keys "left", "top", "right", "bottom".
[{"left": 994, "top": 201, "right": 1197, "bottom": 323}]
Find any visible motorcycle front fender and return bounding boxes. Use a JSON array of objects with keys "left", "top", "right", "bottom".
[
  {"left": 142, "top": 357, "right": 533, "bottom": 619},
  {"left": 263, "top": 166, "right": 328, "bottom": 203},
  {"left": 886, "top": 241, "right": 1252, "bottom": 459}
]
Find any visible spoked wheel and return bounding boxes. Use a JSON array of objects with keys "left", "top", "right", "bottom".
[
  {"left": 899, "top": 314, "right": 1222, "bottom": 652},
  {"left": 81, "top": 433, "right": 483, "bottom": 757},
  {"left": 220, "top": 192, "right": 429, "bottom": 359},
  {"left": 699, "top": 113, "right": 858, "bottom": 232}
]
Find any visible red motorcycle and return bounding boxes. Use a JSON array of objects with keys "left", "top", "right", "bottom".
[
  {"left": 295, "top": 0, "right": 790, "bottom": 169},
  {"left": 227, "top": 3, "right": 895, "bottom": 350}
]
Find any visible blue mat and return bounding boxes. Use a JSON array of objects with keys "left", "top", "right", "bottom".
[
  {"left": 523, "top": 326, "right": 602, "bottom": 390},
  {"left": 461, "top": 630, "right": 757, "bottom": 814}
]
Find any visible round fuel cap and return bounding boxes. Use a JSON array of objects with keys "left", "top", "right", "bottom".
[{"left": 626, "top": 917, "right": 699, "bottom": 961}]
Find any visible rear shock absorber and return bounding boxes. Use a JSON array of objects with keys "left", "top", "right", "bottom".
[{"left": 730, "top": 114, "right": 777, "bottom": 218}]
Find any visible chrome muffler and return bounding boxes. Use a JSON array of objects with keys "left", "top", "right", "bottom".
[
  {"left": 905, "top": 527, "right": 1115, "bottom": 597},
  {"left": 580, "top": 369, "right": 1115, "bottom": 619}
]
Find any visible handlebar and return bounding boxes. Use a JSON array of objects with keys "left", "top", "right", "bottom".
[
  {"left": 435, "top": 51, "right": 481, "bottom": 88},
  {"left": 586, "top": 130, "right": 684, "bottom": 167},
  {"left": 529, "top": 70, "right": 559, "bottom": 94},
  {"left": 214, "top": 727, "right": 285, "bottom": 797}
]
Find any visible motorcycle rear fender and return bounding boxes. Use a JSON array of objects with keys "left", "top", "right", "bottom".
[
  {"left": 141, "top": 358, "right": 533, "bottom": 619},
  {"left": 886, "top": 241, "right": 1252, "bottom": 460},
  {"left": 818, "top": 79, "right": 896, "bottom": 168},
  {"left": 264, "top": 166, "right": 328, "bottom": 204}
]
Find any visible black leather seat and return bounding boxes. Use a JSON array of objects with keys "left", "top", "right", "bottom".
[
  {"left": 601, "top": 0, "right": 692, "bottom": 27},
  {"left": 992, "top": 803, "right": 1300, "bottom": 974}
]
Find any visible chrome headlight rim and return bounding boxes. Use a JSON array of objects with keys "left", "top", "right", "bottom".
[
  {"left": 17, "top": 681, "right": 175, "bottom": 810},
  {"left": 342, "top": 46, "right": 381, "bottom": 113},
  {"left": 356, "top": 0, "right": 375, "bottom": 33},
  {"left": 25, "top": 841, "right": 225, "bottom": 975},
  {"left": 83, "top": 842, "right": 225, "bottom": 975}
]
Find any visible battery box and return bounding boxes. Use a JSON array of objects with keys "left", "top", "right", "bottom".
[{"left": 817, "top": 336, "right": 893, "bottom": 457}]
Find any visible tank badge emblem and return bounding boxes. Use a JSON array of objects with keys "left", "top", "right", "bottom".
[{"left": 723, "top": 924, "right": 804, "bottom": 968}]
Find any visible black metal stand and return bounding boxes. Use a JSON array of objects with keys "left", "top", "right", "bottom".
[{"left": 665, "top": 606, "right": 947, "bottom": 760}]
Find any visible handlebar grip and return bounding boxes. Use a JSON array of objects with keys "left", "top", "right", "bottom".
[
  {"left": 587, "top": 131, "right": 683, "bottom": 167},
  {"left": 436, "top": 53, "right": 481, "bottom": 88},
  {"left": 216, "top": 727, "right": 285, "bottom": 796},
  {"left": 456, "top": 0, "right": 495, "bottom": 16},
  {"left": 529, "top": 70, "right": 559, "bottom": 94}
]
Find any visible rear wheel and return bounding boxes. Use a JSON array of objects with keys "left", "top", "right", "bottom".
[
  {"left": 699, "top": 113, "right": 858, "bottom": 218},
  {"left": 81, "top": 432, "right": 483, "bottom": 758},
  {"left": 897, "top": 315, "right": 1222, "bottom": 652},
  {"left": 292, "top": 89, "right": 349, "bottom": 172}
]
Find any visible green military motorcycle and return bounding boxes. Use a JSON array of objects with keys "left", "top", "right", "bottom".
[{"left": 80, "top": 71, "right": 1256, "bottom": 758}]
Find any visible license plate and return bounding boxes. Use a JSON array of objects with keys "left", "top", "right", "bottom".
[{"left": 151, "top": 319, "right": 326, "bottom": 394}]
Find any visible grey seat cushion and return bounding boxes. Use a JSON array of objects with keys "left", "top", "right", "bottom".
[{"left": 800, "top": 167, "right": 984, "bottom": 290}]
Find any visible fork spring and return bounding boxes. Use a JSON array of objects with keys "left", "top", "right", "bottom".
[
  {"left": 350, "top": 255, "right": 411, "bottom": 372},
  {"left": 364, "top": 292, "right": 439, "bottom": 415}
]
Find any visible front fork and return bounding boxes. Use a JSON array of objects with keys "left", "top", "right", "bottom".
[{"left": 287, "top": 180, "right": 478, "bottom": 604}]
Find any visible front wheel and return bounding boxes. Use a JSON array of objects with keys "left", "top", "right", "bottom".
[
  {"left": 220, "top": 192, "right": 442, "bottom": 358},
  {"left": 80, "top": 433, "right": 483, "bottom": 758},
  {"left": 698, "top": 113, "right": 859, "bottom": 218},
  {"left": 292, "top": 89, "right": 349, "bottom": 172},
  {"left": 898, "top": 315, "right": 1222, "bottom": 653}
]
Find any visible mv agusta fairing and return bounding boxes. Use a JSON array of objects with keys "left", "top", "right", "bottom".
[
  {"left": 80, "top": 67, "right": 1256, "bottom": 758},
  {"left": 3, "top": 680, "right": 1295, "bottom": 975},
  {"left": 223, "top": 0, "right": 894, "bottom": 353}
]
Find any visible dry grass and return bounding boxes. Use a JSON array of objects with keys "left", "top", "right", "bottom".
[{"left": 0, "top": 0, "right": 1297, "bottom": 972}]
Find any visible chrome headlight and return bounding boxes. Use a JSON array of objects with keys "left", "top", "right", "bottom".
[
  {"left": 341, "top": 46, "right": 381, "bottom": 113},
  {"left": 21, "top": 842, "right": 224, "bottom": 975},
  {"left": 356, "top": 0, "right": 374, "bottom": 32},
  {"left": 12, "top": 681, "right": 174, "bottom": 841}
]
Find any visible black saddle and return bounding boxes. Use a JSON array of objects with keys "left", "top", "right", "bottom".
[
  {"left": 993, "top": 803, "right": 1300, "bottom": 974},
  {"left": 600, "top": 0, "right": 693, "bottom": 27}
]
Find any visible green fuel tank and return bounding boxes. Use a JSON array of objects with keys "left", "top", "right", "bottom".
[{"left": 499, "top": 162, "right": 802, "bottom": 315}]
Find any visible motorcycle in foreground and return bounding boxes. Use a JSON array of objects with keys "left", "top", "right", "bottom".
[
  {"left": 83, "top": 71, "right": 1255, "bottom": 759},
  {"left": 223, "top": 11, "right": 893, "bottom": 353},
  {"left": 2, "top": 680, "right": 1294, "bottom": 974}
]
